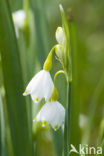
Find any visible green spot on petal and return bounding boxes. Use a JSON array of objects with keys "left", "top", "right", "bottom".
[
  {"left": 49, "top": 97, "right": 52, "bottom": 102},
  {"left": 34, "top": 117, "right": 37, "bottom": 121},
  {"left": 54, "top": 124, "right": 59, "bottom": 131},
  {"left": 24, "top": 90, "right": 28, "bottom": 94},
  {"left": 42, "top": 120, "right": 47, "bottom": 126},
  {"left": 35, "top": 98, "right": 39, "bottom": 102}
]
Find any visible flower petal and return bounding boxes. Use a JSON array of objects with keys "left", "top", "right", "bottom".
[
  {"left": 23, "top": 70, "right": 54, "bottom": 103},
  {"left": 34, "top": 101, "right": 65, "bottom": 130},
  {"left": 13, "top": 10, "right": 26, "bottom": 28}
]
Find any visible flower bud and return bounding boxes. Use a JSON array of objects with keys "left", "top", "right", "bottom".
[
  {"left": 55, "top": 44, "right": 63, "bottom": 60},
  {"left": 55, "top": 27, "right": 65, "bottom": 45}
]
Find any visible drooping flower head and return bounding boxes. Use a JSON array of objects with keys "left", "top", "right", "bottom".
[
  {"left": 23, "top": 70, "right": 54, "bottom": 103},
  {"left": 23, "top": 5, "right": 67, "bottom": 132},
  {"left": 33, "top": 69, "right": 66, "bottom": 131},
  {"left": 23, "top": 44, "right": 56, "bottom": 103},
  {"left": 34, "top": 101, "right": 65, "bottom": 131}
]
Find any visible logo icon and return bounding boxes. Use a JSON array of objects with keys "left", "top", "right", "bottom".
[
  {"left": 69, "top": 144, "right": 102, "bottom": 155},
  {"left": 69, "top": 144, "right": 79, "bottom": 153}
]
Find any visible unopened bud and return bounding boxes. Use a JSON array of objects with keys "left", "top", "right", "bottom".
[{"left": 55, "top": 27, "right": 65, "bottom": 45}]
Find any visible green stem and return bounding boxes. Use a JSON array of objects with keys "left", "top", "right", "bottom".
[
  {"left": 54, "top": 70, "right": 66, "bottom": 87},
  {"left": 64, "top": 81, "right": 72, "bottom": 156}
]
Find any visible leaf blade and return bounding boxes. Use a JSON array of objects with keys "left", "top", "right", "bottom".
[{"left": 0, "top": 0, "right": 33, "bottom": 155}]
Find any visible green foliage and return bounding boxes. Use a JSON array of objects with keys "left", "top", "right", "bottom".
[
  {"left": 0, "top": 0, "right": 33, "bottom": 155},
  {"left": 70, "top": 21, "right": 80, "bottom": 155},
  {"left": 0, "top": 93, "right": 7, "bottom": 156}
]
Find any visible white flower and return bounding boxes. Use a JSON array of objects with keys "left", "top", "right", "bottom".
[
  {"left": 34, "top": 101, "right": 65, "bottom": 131},
  {"left": 13, "top": 10, "right": 26, "bottom": 28},
  {"left": 12, "top": 10, "right": 26, "bottom": 37},
  {"left": 23, "top": 70, "right": 54, "bottom": 103},
  {"left": 55, "top": 27, "right": 65, "bottom": 45}
]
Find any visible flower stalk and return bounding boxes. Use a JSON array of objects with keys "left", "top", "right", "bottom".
[
  {"left": 50, "top": 70, "right": 66, "bottom": 102},
  {"left": 64, "top": 81, "right": 72, "bottom": 156},
  {"left": 43, "top": 45, "right": 56, "bottom": 71},
  {"left": 54, "top": 70, "right": 66, "bottom": 87},
  {"left": 54, "top": 5, "right": 72, "bottom": 155}
]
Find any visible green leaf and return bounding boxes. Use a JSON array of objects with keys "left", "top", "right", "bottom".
[
  {"left": 51, "top": 128, "right": 64, "bottom": 156},
  {"left": 70, "top": 21, "right": 80, "bottom": 155},
  {"left": 0, "top": 92, "right": 7, "bottom": 156},
  {"left": 0, "top": 0, "right": 33, "bottom": 155},
  {"left": 82, "top": 72, "right": 104, "bottom": 145},
  {"left": 31, "top": 0, "right": 50, "bottom": 66}
]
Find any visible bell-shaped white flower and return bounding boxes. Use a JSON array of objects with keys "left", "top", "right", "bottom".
[
  {"left": 55, "top": 27, "right": 65, "bottom": 45},
  {"left": 12, "top": 10, "right": 26, "bottom": 37},
  {"left": 34, "top": 101, "right": 65, "bottom": 131},
  {"left": 23, "top": 70, "right": 54, "bottom": 103}
]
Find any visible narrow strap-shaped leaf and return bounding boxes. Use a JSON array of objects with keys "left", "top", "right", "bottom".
[
  {"left": 0, "top": 92, "right": 7, "bottom": 156},
  {"left": 51, "top": 128, "right": 64, "bottom": 156},
  {"left": 31, "top": 0, "right": 50, "bottom": 66},
  {"left": 0, "top": 0, "right": 33, "bottom": 155},
  {"left": 70, "top": 21, "right": 80, "bottom": 155},
  {"left": 82, "top": 72, "right": 104, "bottom": 145}
]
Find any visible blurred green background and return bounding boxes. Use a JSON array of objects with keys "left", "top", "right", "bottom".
[{"left": 0, "top": 0, "right": 104, "bottom": 156}]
